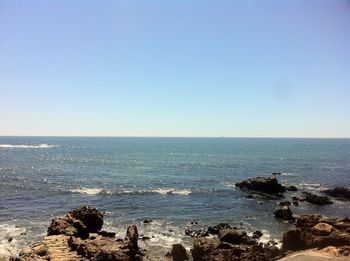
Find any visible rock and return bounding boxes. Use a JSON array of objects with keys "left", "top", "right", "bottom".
[
  {"left": 69, "top": 205, "right": 104, "bottom": 233},
  {"left": 323, "top": 187, "right": 350, "bottom": 201},
  {"left": 218, "top": 229, "right": 243, "bottom": 245},
  {"left": 68, "top": 235, "right": 141, "bottom": 261},
  {"left": 8, "top": 237, "right": 13, "bottom": 243},
  {"left": 272, "top": 172, "right": 281, "bottom": 175},
  {"left": 235, "top": 176, "right": 286, "bottom": 197},
  {"left": 126, "top": 224, "right": 139, "bottom": 249},
  {"left": 207, "top": 223, "right": 232, "bottom": 235},
  {"left": 279, "top": 201, "right": 291, "bottom": 206},
  {"left": 274, "top": 206, "right": 294, "bottom": 221},
  {"left": 285, "top": 185, "right": 298, "bottom": 191},
  {"left": 185, "top": 229, "right": 208, "bottom": 237},
  {"left": 47, "top": 206, "right": 104, "bottom": 238},
  {"left": 282, "top": 214, "right": 350, "bottom": 251},
  {"left": 252, "top": 231, "right": 263, "bottom": 239},
  {"left": 172, "top": 243, "right": 188, "bottom": 261},
  {"left": 97, "top": 230, "right": 116, "bottom": 238},
  {"left": 292, "top": 196, "right": 301, "bottom": 201},
  {"left": 143, "top": 219, "right": 153, "bottom": 224},
  {"left": 303, "top": 192, "right": 333, "bottom": 205},
  {"left": 141, "top": 236, "right": 150, "bottom": 240},
  {"left": 292, "top": 201, "right": 299, "bottom": 206}
]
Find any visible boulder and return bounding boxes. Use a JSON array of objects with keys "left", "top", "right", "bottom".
[
  {"left": 252, "top": 231, "right": 263, "bottom": 239},
  {"left": 69, "top": 205, "right": 104, "bottom": 233},
  {"left": 274, "top": 206, "right": 294, "bottom": 221},
  {"left": 303, "top": 192, "right": 333, "bottom": 205},
  {"left": 285, "top": 185, "right": 298, "bottom": 192},
  {"left": 323, "top": 187, "right": 350, "bottom": 201},
  {"left": 235, "top": 176, "right": 286, "bottom": 197},
  {"left": 126, "top": 225, "right": 139, "bottom": 250},
  {"left": 207, "top": 223, "right": 232, "bottom": 235},
  {"left": 218, "top": 229, "right": 243, "bottom": 245},
  {"left": 172, "top": 243, "right": 188, "bottom": 261}
]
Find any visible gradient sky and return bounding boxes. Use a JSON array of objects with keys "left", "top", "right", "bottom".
[{"left": 0, "top": 0, "right": 349, "bottom": 137}]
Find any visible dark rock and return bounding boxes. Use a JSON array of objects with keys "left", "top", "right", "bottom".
[
  {"left": 235, "top": 176, "right": 286, "bottom": 197},
  {"left": 69, "top": 205, "right": 104, "bottom": 233},
  {"left": 190, "top": 221, "right": 199, "bottom": 225},
  {"left": 172, "top": 243, "right": 188, "bottom": 261},
  {"left": 292, "top": 201, "right": 299, "bottom": 206},
  {"left": 97, "top": 230, "right": 116, "bottom": 238},
  {"left": 274, "top": 206, "right": 294, "bottom": 221},
  {"left": 143, "top": 219, "right": 153, "bottom": 224},
  {"left": 252, "top": 231, "right": 263, "bottom": 239},
  {"left": 304, "top": 192, "right": 333, "bottom": 205},
  {"left": 272, "top": 172, "right": 281, "bottom": 175},
  {"left": 323, "top": 187, "right": 350, "bottom": 201},
  {"left": 207, "top": 223, "right": 232, "bottom": 235},
  {"left": 141, "top": 236, "right": 150, "bottom": 240},
  {"left": 279, "top": 201, "right": 291, "bottom": 206},
  {"left": 126, "top": 224, "right": 138, "bottom": 249},
  {"left": 218, "top": 229, "right": 243, "bottom": 244},
  {"left": 8, "top": 237, "right": 13, "bottom": 243},
  {"left": 286, "top": 185, "right": 298, "bottom": 191},
  {"left": 292, "top": 196, "right": 300, "bottom": 201}
]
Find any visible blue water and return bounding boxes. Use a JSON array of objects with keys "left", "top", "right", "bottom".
[{"left": 0, "top": 137, "right": 350, "bottom": 259}]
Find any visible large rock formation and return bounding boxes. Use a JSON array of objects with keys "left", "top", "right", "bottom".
[
  {"left": 235, "top": 176, "right": 286, "bottom": 198},
  {"left": 11, "top": 206, "right": 142, "bottom": 261},
  {"left": 303, "top": 192, "right": 333, "bottom": 205},
  {"left": 282, "top": 214, "right": 350, "bottom": 251}
]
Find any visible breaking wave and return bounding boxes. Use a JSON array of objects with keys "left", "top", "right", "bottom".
[
  {"left": 69, "top": 187, "right": 192, "bottom": 196},
  {"left": 0, "top": 144, "right": 58, "bottom": 149}
]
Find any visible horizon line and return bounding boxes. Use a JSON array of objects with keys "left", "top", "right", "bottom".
[{"left": 0, "top": 135, "right": 349, "bottom": 139}]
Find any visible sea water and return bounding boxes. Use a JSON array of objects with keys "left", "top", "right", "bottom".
[{"left": 0, "top": 137, "right": 349, "bottom": 260}]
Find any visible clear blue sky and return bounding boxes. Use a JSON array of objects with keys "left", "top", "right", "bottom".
[{"left": 0, "top": 0, "right": 349, "bottom": 137}]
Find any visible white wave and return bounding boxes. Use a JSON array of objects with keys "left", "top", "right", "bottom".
[
  {"left": 0, "top": 144, "right": 58, "bottom": 149},
  {"left": 70, "top": 188, "right": 111, "bottom": 195},
  {"left": 0, "top": 224, "right": 26, "bottom": 260},
  {"left": 281, "top": 172, "right": 297, "bottom": 176},
  {"left": 150, "top": 188, "right": 192, "bottom": 196}
]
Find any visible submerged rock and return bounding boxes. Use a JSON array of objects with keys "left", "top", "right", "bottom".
[
  {"left": 235, "top": 176, "right": 286, "bottom": 197},
  {"left": 323, "top": 187, "right": 350, "bottom": 201}
]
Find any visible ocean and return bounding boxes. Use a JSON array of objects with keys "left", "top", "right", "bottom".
[{"left": 0, "top": 137, "right": 349, "bottom": 260}]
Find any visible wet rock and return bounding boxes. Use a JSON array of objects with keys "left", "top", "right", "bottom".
[
  {"left": 282, "top": 214, "right": 350, "bottom": 251},
  {"left": 292, "top": 200, "right": 299, "bottom": 206},
  {"left": 285, "top": 185, "right": 298, "bottom": 191},
  {"left": 8, "top": 237, "right": 13, "bottom": 243},
  {"left": 235, "top": 176, "right": 286, "bottom": 197},
  {"left": 97, "top": 230, "right": 116, "bottom": 238},
  {"left": 185, "top": 228, "right": 208, "bottom": 237},
  {"left": 172, "top": 243, "right": 188, "bottom": 261},
  {"left": 218, "top": 229, "right": 243, "bottom": 245},
  {"left": 272, "top": 172, "right": 281, "bottom": 175},
  {"left": 303, "top": 192, "right": 333, "bottom": 205},
  {"left": 141, "top": 236, "right": 150, "bottom": 240},
  {"left": 323, "top": 187, "right": 350, "bottom": 201},
  {"left": 274, "top": 206, "right": 294, "bottom": 221},
  {"left": 252, "top": 231, "right": 263, "bottom": 239},
  {"left": 143, "top": 219, "right": 153, "bottom": 224},
  {"left": 207, "top": 223, "right": 232, "bottom": 235}
]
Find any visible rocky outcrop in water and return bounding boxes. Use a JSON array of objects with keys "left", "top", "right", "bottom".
[
  {"left": 323, "top": 187, "right": 350, "bottom": 201},
  {"left": 235, "top": 176, "right": 286, "bottom": 198},
  {"left": 274, "top": 206, "right": 294, "bottom": 221},
  {"left": 11, "top": 206, "right": 142, "bottom": 261},
  {"left": 303, "top": 192, "right": 333, "bottom": 205}
]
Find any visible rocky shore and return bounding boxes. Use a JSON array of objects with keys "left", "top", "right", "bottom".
[{"left": 8, "top": 176, "right": 350, "bottom": 260}]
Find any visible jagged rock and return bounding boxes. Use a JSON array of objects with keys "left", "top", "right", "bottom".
[
  {"left": 69, "top": 205, "right": 104, "bottom": 233},
  {"left": 126, "top": 224, "right": 139, "bottom": 250},
  {"left": 47, "top": 206, "right": 103, "bottom": 238},
  {"left": 185, "top": 229, "right": 208, "bottom": 237},
  {"left": 274, "top": 206, "right": 294, "bottom": 221},
  {"left": 218, "top": 229, "right": 243, "bottom": 245},
  {"left": 172, "top": 243, "right": 188, "bottom": 261},
  {"left": 207, "top": 223, "right": 232, "bottom": 235},
  {"left": 282, "top": 215, "right": 350, "bottom": 251},
  {"left": 303, "top": 192, "right": 333, "bottom": 205},
  {"left": 235, "top": 176, "right": 286, "bottom": 198},
  {"left": 279, "top": 201, "right": 291, "bottom": 206},
  {"left": 323, "top": 187, "right": 350, "bottom": 201}
]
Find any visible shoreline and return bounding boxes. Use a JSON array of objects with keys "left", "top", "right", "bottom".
[{"left": 5, "top": 176, "right": 350, "bottom": 260}]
